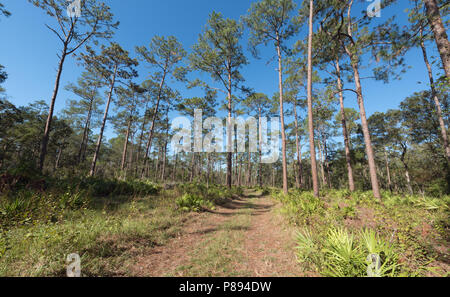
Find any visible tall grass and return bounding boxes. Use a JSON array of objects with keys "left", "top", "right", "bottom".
[{"left": 286, "top": 189, "right": 449, "bottom": 277}]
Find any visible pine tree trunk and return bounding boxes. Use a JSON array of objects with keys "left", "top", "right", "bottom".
[
  {"left": 343, "top": 1, "right": 380, "bottom": 199},
  {"left": 401, "top": 145, "right": 413, "bottom": 195},
  {"left": 384, "top": 148, "right": 393, "bottom": 192},
  {"left": 161, "top": 140, "right": 167, "bottom": 181},
  {"left": 276, "top": 37, "right": 289, "bottom": 195},
  {"left": 307, "top": 0, "right": 319, "bottom": 197},
  {"left": 335, "top": 59, "right": 355, "bottom": 191},
  {"left": 78, "top": 99, "right": 93, "bottom": 164},
  {"left": 247, "top": 152, "right": 252, "bottom": 186},
  {"left": 349, "top": 58, "right": 381, "bottom": 199},
  {"left": 135, "top": 100, "right": 151, "bottom": 177},
  {"left": 293, "top": 100, "right": 304, "bottom": 188},
  {"left": 293, "top": 162, "right": 299, "bottom": 188},
  {"left": 206, "top": 153, "right": 211, "bottom": 187},
  {"left": 318, "top": 140, "right": 327, "bottom": 187},
  {"left": 238, "top": 156, "right": 242, "bottom": 187},
  {"left": 90, "top": 65, "right": 117, "bottom": 177},
  {"left": 258, "top": 108, "right": 263, "bottom": 188},
  {"left": 226, "top": 71, "right": 233, "bottom": 188},
  {"left": 323, "top": 138, "right": 332, "bottom": 188},
  {"left": 172, "top": 153, "right": 178, "bottom": 182},
  {"left": 272, "top": 168, "right": 275, "bottom": 188},
  {"left": 420, "top": 30, "right": 450, "bottom": 161},
  {"left": 190, "top": 153, "right": 195, "bottom": 182},
  {"left": 141, "top": 70, "right": 167, "bottom": 178},
  {"left": 121, "top": 116, "right": 132, "bottom": 172},
  {"left": 423, "top": 0, "right": 450, "bottom": 78},
  {"left": 128, "top": 132, "right": 134, "bottom": 173},
  {"left": 54, "top": 144, "right": 63, "bottom": 170},
  {"left": 39, "top": 48, "right": 67, "bottom": 172}
]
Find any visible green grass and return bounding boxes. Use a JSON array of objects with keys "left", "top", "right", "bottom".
[
  {"left": 0, "top": 191, "right": 186, "bottom": 276},
  {"left": 275, "top": 189, "right": 449, "bottom": 277},
  {"left": 174, "top": 207, "right": 253, "bottom": 277}
]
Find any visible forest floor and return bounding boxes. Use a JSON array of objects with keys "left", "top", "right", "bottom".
[
  {"left": 1, "top": 183, "right": 447, "bottom": 277},
  {"left": 130, "top": 189, "right": 308, "bottom": 276}
]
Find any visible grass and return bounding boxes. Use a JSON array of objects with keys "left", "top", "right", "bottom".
[
  {"left": 174, "top": 206, "right": 253, "bottom": 277},
  {"left": 0, "top": 176, "right": 247, "bottom": 277},
  {"left": 1, "top": 174, "right": 448, "bottom": 277},
  {"left": 0, "top": 189, "right": 188, "bottom": 276},
  {"left": 274, "top": 188, "right": 449, "bottom": 277}
]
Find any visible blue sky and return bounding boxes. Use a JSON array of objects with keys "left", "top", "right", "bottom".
[{"left": 0, "top": 0, "right": 445, "bottom": 143}]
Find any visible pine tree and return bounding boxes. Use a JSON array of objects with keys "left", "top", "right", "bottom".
[
  {"left": 243, "top": 0, "right": 299, "bottom": 194},
  {"left": 79, "top": 43, "right": 138, "bottom": 177},
  {"left": 29, "top": 0, "right": 118, "bottom": 172}
]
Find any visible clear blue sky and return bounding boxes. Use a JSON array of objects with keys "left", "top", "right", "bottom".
[{"left": 0, "top": 0, "right": 445, "bottom": 142}]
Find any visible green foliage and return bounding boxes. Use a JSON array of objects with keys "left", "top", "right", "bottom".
[
  {"left": 243, "top": 0, "right": 298, "bottom": 56},
  {"left": 295, "top": 228, "right": 319, "bottom": 266},
  {"left": 360, "top": 228, "right": 399, "bottom": 277},
  {"left": 283, "top": 189, "right": 448, "bottom": 276},
  {"left": 0, "top": 192, "right": 184, "bottom": 276},
  {"left": 322, "top": 228, "right": 366, "bottom": 277},
  {"left": 81, "top": 178, "right": 160, "bottom": 197},
  {"left": 176, "top": 193, "right": 213, "bottom": 212},
  {"left": 0, "top": 173, "right": 160, "bottom": 228},
  {"left": 136, "top": 35, "right": 187, "bottom": 80},
  {"left": 295, "top": 226, "right": 399, "bottom": 277},
  {"left": 275, "top": 190, "right": 324, "bottom": 224},
  {"left": 29, "top": 0, "right": 118, "bottom": 54},
  {"left": 174, "top": 183, "right": 243, "bottom": 212},
  {"left": 190, "top": 11, "right": 247, "bottom": 87}
]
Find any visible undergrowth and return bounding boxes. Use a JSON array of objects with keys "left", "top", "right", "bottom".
[
  {"left": 273, "top": 188, "right": 449, "bottom": 277},
  {"left": 175, "top": 183, "right": 243, "bottom": 212}
]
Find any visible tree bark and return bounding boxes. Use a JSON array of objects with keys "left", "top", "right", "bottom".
[
  {"left": 90, "top": 65, "right": 117, "bottom": 177},
  {"left": 423, "top": 0, "right": 450, "bottom": 78},
  {"left": 206, "top": 153, "right": 211, "bottom": 187},
  {"left": 77, "top": 98, "right": 93, "bottom": 164},
  {"left": 121, "top": 116, "right": 132, "bottom": 172},
  {"left": 238, "top": 155, "right": 242, "bottom": 187},
  {"left": 128, "top": 132, "right": 135, "bottom": 173},
  {"left": 307, "top": 0, "right": 320, "bottom": 197},
  {"left": 141, "top": 70, "right": 168, "bottom": 178},
  {"left": 293, "top": 100, "right": 304, "bottom": 188},
  {"left": 54, "top": 144, "right": 63, "bottom": 170},
  {"left": 401, "top": 145, "right": 413, "bottom": 195},
  {"left": 190, "top": 153, "right": 195, "bottom": 182},
  {"left": 384, "top": 148, "right": 393, "bottom": 192},
  {"left": 318, "top": 140, "right": 327, "bottom": 187},
  {"left": 161, "top": 140, "right": 168, "bottom": 181},
  {"left": 247, "top": 152, "right": 252, "bottom": 186},
  {"left": 347, "top": 56, "right": 381, "bottom": 199},
  {"left": 258, "top": 108, "right": 263, "bottom": 188},
  {"left": 276, "top": 37, "right": 289, "bottom": 195},
  {"left": 342, "top": 4, "right": 381, "bottom": 199},
  {"left": 323, "top": 137, "right": 332, "bottom": 188},
  {"left": 172, "top": 153, "right": 178, "bottom": 182},
  {"left": 335, "top": 59, "right": 355, "bottom": 191},
  {"left": 135, "top": 97, "right": 151, "bottom": 176},
  {"left": 39, "top": 47, "right": 67, "bottom": 172},
  {"left": 226, "top": 70, "right": 233, "bottom": 188}
]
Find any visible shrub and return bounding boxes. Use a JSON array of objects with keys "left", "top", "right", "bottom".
[
  {"left": 294, "top": 226, "right": 401, "bottom": 277},
  {"left": 360, "top": 228, "right": 399, "bottom": 277},
  {"left": 0, "top": 177, "right": 161, "bottom": 228},
  {"left": 295, "top": 228, "right": 320, "bottom": 268},
  {"left": 176, "top": 193, "right": 213, "bottom": 212},
  {"left": 322, "top": 228, "right": 366, "bottom": 277},
  {"left": 174, "top": 183, "right": 244, "bottom": 212},
  {"left": 278, "top": 191, "right": 325, "bottom": 224}
]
